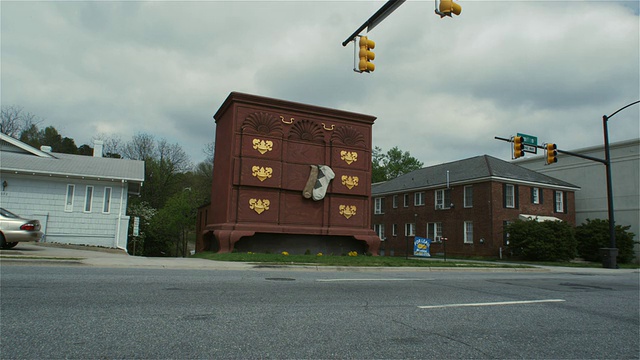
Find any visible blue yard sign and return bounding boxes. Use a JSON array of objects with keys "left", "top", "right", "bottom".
[{"left": 414, "top": 236, "right": 432, "bottom": 257}]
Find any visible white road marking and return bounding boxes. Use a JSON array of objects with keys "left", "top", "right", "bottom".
[
  {"left": 317, "top": 278, "right": 434, "bottom": 282},
  {"left": 418, "top": 299, "right": 566, "bottom": 309}
]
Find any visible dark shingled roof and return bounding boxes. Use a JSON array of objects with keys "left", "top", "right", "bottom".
[{"left": 371, "top": 155, "right": 579, "bottom": 195}]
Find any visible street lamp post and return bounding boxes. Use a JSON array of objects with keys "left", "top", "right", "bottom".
[{"left": 599, "top": 100, "right": 639, "bottom": 269}]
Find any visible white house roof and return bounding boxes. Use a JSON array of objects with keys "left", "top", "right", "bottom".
[{"left": 0, "top": 133, "right": 144, "bottom": 185}]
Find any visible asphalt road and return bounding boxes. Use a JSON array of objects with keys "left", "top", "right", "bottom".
[{"left": 1, "top": 263, "right": 638, "bottom": 359}]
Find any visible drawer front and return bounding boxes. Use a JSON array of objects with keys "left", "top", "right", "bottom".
[
  {"left": 279, "top": 192, "right": 325, "bottom": 227},
  {"left": 330, "top": 147, "right": 369, "bottom": 171},
  {"left": 328, "top": 196, "right": 367, "bottom": 228},
  {"left": 237, "top": 189, "right": 280, "bottom": 223},
  {"left": 281, "top": 163, "right": 315, "bottom": 193},
  {"left": 283, "top": 141, "right": 326, "bottom": 165},
  {"left": 329, "top": 168, "right": 369, "bottom": 196},
  {"left": 238, "top": 158, "right": 282, "bottom": 189},
  {"left": 240, "top": 135, "right": 282, "bottom": 160}
]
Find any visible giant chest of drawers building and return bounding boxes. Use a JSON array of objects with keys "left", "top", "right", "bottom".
[{"left": 198, "top": 92, "right": 381, "bottom": 255}]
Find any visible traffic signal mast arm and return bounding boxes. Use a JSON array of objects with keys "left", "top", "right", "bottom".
[
  {"left": 342, "top": 0, "right": 406, "bottom": 47},
  {"left": 494, "top": 136, "right": 607, "bottom": 165}
]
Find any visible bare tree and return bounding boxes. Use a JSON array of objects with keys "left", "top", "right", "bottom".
[
  {"left": 0, "top": 105, "right": 43, "bottom": 138},
  {"left": 157, "top": 138, "right": 191, "bottom": 174},
  {"left": 203, "top": 141, "right": 215, "bottom": 164},
  {"left": 122, "top": 132, "right": 156, "bottom": 161},
  {"left": 93, "top": 133, "right": 124, "bottom": 158}
]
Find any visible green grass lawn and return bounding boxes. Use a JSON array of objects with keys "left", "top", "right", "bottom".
[
  {"left": 192, "top": 252, "right": 532, "bottom": 268},
  {"left": 192, "top": 252, "right": 640, "bottom": 268}
]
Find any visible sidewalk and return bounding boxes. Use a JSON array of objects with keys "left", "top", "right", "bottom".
[
  {"left": 1, "top": 242, "right": 637, "bottom": 274},
  {"left": 0, "top": 243, "right": 253, "bottom": 270}
]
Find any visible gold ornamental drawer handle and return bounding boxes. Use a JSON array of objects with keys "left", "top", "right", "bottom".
[
  {"left": 280, "top": 116, "right": 294, "bottom": 124},
  {"left": 322, "top": 123, "right": 335, "bottom": 131}
]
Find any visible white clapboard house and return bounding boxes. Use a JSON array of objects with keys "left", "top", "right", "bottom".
[{"left": 0, "top": 133, "right": 144, "bottom": 250}]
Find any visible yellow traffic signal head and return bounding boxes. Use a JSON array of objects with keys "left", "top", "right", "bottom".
[
  {"left": 545, "top": 143, "right": 558, "bottom": 165},
  {"left": 359, "top": 36, "right": 375, "bottom": 50},
  {"left": 358, "top": 36, "right": 376, "bottom": 73},
  {"left": 438, "top": 0, "right": 462, "bottom": 18},
  {"left": 513, "top": 136, "right": 525, "bottom": 159}
]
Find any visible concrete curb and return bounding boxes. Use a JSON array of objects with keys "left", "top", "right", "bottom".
[{"left": 2, "top": 243, "right": 637, "bottom": 274}]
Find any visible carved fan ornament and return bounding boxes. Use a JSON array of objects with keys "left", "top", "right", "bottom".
[
  {"left": 332, "top": 126, "right": 365, "bottom": 147},
  {"left": 242, "top": 112, "right": 282, "bottom": 135},
  {"left": 288, "top": 119, "right": 325, "bottom": 143}
]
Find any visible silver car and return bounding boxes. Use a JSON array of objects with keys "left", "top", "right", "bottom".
[{"left": 0, "top": 208, "right": 43, "bottom": 249}]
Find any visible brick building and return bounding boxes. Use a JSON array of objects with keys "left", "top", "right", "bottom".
[{"left": 371, "top": 155, "right": 579, "bottom": 258}]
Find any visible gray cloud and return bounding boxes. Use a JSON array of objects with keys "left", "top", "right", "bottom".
[{"left": 1, "top": 0, "right": 638, "bottom": 168}]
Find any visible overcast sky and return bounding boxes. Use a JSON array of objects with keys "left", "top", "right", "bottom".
[{"left": 2, "top": 0, "right": 638, "bottom": 167}]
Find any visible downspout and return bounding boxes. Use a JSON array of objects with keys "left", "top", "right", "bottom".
[{"left": 115, "top": 179, "right": 126, "bottom": 251}]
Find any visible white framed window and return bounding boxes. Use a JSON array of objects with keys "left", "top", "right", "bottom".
[
  {"left": 403, "top": 193, "right": 409, "bottom": 207},
  {"left": 374, "top": 197, "right": 385, "bottom": 214},
  {"left": 65, "top": 184, "right": 75, "bottom": 212},
  {"left": 392, "top": 224, "right": 398, "bottom": 237},
  {"left": 427, "top": 222, "right": 443, "bottom": 241},
  {"left": 84, "top": 186, "right": 94, "bottom": 213},
  {"left": 392, "top": 195, "right": 398, "bottom": 208},
  {"left": 405, "top": 223, "right": 416, "bottom": 236},
  {"left": 435, "top": 189, "right": 451, "bottom": 209},
  {"left": 102, "top": 187, "right": 112, "bottom": 214},
  {"left": 555, "top": 191, "right": 564, "bottom": 213},
  {"left": 464, "top": 185, "right": 473, "bottom": 208},
  {"left": 414, "top": 192, "right": 425, "bottom": 206},
  {"left": 374, "top": 224, "right": 386, "bottom": 240},
  {"left": 532, "top": 188, "right": 540, "bottom": 204},
  {"left": 505, "top": 184, "right": 515, "bottom": 208},
  {"left": 464, "top": 221, "right": 473, "bottom": 244}
]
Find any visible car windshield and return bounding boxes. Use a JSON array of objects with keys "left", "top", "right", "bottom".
[{"left": 0, "top": 208, "right": 20, "bottom": 218}]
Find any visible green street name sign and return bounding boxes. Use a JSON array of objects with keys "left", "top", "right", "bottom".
[{"left": 517, "top": 133, "right": 538, "bottom": 154}]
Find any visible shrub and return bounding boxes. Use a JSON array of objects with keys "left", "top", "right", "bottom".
[
  {"left": 575, "top": 219, "right": 637, "bottom": 263},
  {"left": 505, "top": 219, "right": 577, "bottom": 261}
]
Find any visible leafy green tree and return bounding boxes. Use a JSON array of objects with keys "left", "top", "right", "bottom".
[
  {"left": 575, "top": 219, "right": 637, "bottom": 263},
  {"left": 126, "top": 201, "right": 157, "bottom": 256},
  {"left": 121, "top": 133, "right": 192, "bottom": 209},
  {"left": 372, "top": 146, "right": 423, "bottom": 183},
  {"left": 505, "top": 220, "right": 577, "bottom": 261},
  {"left": 145, "top": 190, "right": 196, "bottom": 257},
  {"left": 19, "top": 125, "right": 78, "bottom": 154}
]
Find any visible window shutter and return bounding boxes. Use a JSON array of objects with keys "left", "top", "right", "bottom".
[
  {"left": 503, "top": 184, "right": 507, "bottom": 208},
  {"left": 540, "top": 189, "right": 544, "bottom": 204},
  {"left": 530, "top": 188, "right": 535, "bottom": 203},
  {"left": 515, "top": 185, "right": 519, "bottom": 209},
  {"left": 563, "top": 191, "right": 568, "bottom": 213}
]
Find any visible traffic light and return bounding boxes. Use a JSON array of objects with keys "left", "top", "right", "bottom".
[
  {"left": 545, "top": 143, "right": 558, "bottom": 165},
  {"left": 513, "top": 136, "right": 525, "bottom": 159},
  {"left": 437, "top": 0, "right": 462, "bottom": 18},
  {"left": 358, "top": 36, "right": 375, "bottom": 73}
]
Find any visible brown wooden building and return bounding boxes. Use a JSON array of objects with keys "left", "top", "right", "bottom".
[{"left": 371, "top": 155, "right": 579, "bottom": 258}]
